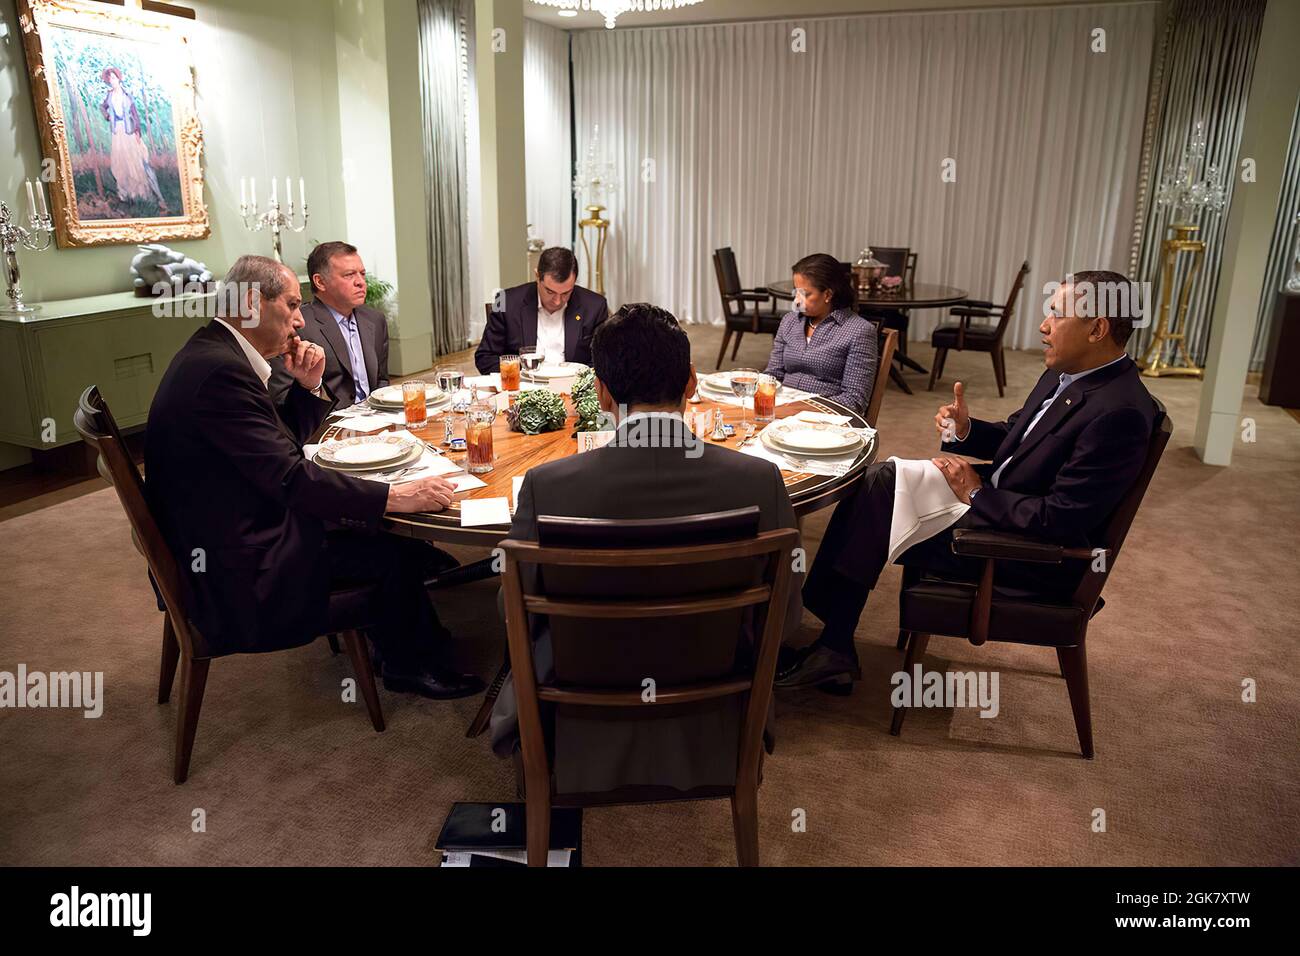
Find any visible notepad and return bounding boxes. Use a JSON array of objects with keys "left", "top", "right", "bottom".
[
  {"left": 511, "top": 475, "right": 525, "bottom": 513},
  {"left": 449, "top": 473, "right": 487, "bottom": 492},
  {"left": 460, "top": 497, "right": 511, "bottom": 527}
]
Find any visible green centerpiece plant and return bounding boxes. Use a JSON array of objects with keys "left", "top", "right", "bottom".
[
  {"left": 571, "top": 368, "right": 604, "bottom": 432},
  {"left": 506, "top": 388, "right": 568, "bottom": 435}
]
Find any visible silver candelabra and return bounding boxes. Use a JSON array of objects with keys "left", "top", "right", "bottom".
[
  {"left": 1, "top": 195, "right": 54, "bottom": 316},
  {"left": 239, "top": 176, "right": 308, "bottom": 264}
]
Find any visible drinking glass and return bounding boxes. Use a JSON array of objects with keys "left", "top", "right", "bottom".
[
  {"left": 754, "top": 373, "right": 778, "bottom": 423},
  {"left": 730, "top": 368, "right": 759, "bottom": 432},
  {"left": 520, "top": 347, "right": 544, "bottom": 377},
  {"left": 465, "top": 401, "right": 497, "bottom": 474},
  {"left": 402, "top": 380, "right": 427, "bottom": 429},
  {"left": 499, "top": 354, "right": 521, "bottom": 393},
  {"left": 434, "top": 366, "right": 465, "bottom": 444}
]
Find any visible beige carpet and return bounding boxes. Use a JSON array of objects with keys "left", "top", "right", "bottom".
[{"left": 1, "top": 328, "right": 1297, "bottom": 866}]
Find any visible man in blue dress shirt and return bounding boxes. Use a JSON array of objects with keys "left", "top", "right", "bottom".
[{"left": 269, "top": 241, "right": 389, "bottom": 407}]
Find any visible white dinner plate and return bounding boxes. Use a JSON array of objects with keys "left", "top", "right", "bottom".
[
  {"left": 762, "top": 421, "right": 862, "bottom": 455},
  {"left": 701, "top": 370, "right": 778, "bottom": 392},
  {"left": 318, "top": 435, "right": 417, "bottom": 467},
  {"left": 522, "top": 362, "right": 588, "bottom": 381},
  {"left": 369, "top": 384, "right": 447, "bottom": 404},
  {"left": 367, "top": 391, "right": 451, "bottom": 412},
  {"left": 316, "top": 441, "right": 423, "bottom": 473}
]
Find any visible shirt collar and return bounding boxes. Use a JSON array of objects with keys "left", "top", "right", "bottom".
[
  {"left": 805, "top": 307, "right": 852, "bottom": 326},
  {"left": 621, "top": 410, "right": 685, "bottom": 426},
  {"left": 1058, "top": 353, "right": 1128, "bottom": 389},
  {"left": 213, "top": 318, "right": 273, "bottom": 388},
  {"left": 324, "top": 302, "right": 355, "bottom": 327}
]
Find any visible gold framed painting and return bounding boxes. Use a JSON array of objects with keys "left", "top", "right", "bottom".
[{"left": 16, "top": 0, "right": 209, "bottom": 247}]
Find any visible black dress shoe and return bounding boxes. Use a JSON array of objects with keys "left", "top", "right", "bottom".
[
  {"left": 774, "top": 644, "right": 862, "bottom": 690},
  {"left": 382, "top": 663, "right": 486, "bottom": 700}
]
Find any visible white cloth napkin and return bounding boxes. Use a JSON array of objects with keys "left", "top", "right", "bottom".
[{"left": 887, "top": 457, "right": 970, "bottom": 563}]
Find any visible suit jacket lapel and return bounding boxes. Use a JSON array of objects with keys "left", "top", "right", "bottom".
[
  {"left": 356, "top": 308, "right": 380, "bottom": 388},
  {"left": 520, "top": 284, "right": 540, "bottom": 353},
  {"left": 308, "top": 301, "right": 355, "bottom": 385},
  {"left": 992, "top": 369, "right": 1058, "bottom": 466},
  {"left": 208, "top": 321, "right": 301, "bottom": 446},
  {"left": 563, "top": 292, "right": 583, "bottom": 363}
]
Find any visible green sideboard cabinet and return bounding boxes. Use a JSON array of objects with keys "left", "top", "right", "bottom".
[{"left": 0, "top": 279, "right": 311, "bottom": 462}]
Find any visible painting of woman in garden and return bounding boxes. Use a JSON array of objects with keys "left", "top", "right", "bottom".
[{"left": 100, "top": 65, "right": 168, "bottom": 213}]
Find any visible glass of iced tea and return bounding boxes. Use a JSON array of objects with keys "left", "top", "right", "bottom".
[
  {"left": 402, "top": 380, "right": 428, "bottom": 429},
  {"left": 754, "top": 374, "right": 778, "bottom": 423},
  {"left": 499, "top": 354, "right": 521, "bottom": 393},
  {"left": 465, "top": 401, "right": 497, "bottom": 474}
]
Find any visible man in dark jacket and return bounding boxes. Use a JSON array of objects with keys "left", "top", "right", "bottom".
[
  {"left": 474, "top": 247, "right": 609, "bottom": 374},
  {"left": 779, "top": 269, "right": 1158, "bottom": 689},
  {"left": 145, "top": 254, "right": 482, "bottom": 698}
]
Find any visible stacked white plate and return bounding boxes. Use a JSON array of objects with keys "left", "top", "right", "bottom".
[
  {"left": 315, "top": 434, "right": 423, "bottom": 473},
  {"left": 760, "top": 419, "right": 864, "bottom": 457},
  {"left": 521, "top": 361, "right": 588, "bottom": 381},
  {"left": 367, "top": 384, "right": 450, "bottom": 412},
  {"left": 698, "top": 370, "right": 778, "bottom": 400}
]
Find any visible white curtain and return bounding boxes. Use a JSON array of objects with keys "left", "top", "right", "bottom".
[
  {"left": 525, "top": 19, "right": 573, "bottom": 251},
  {"left": 572, "top": 2, "right": 1159, "bottom": 348}
]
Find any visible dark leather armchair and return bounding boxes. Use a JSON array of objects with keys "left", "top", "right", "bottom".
[
  {"left": 891, "top": 402, "right": 1172, "bottom": 757},
  {"left": 714, "top": 247, "right": 783, "bottom": 369},
  {"left": 498, "top": 507, "right": 799, "bottom": 865}
]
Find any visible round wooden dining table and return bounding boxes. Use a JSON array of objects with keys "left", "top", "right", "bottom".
[{"left": 318, "top": 386, "right": 878, "bottom": 548}]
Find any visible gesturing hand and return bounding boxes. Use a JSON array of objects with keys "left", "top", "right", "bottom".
[
  {"left": 934, "top": 381, "right": 970, "bottom": 443},
  {"left": 386, "top": 476, "right": 456, "bottom": 514},
  {"left": 283, "top": 335, "right": 325, "bottom": 390},
  {"left": 931, "top": 455, "right": 982, "bottom": 505}
]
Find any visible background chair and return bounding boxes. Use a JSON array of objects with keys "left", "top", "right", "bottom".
[
  {"left": 74, "top": 386, "right": 386, "bottom": 783},
  {"left": 499, "top": 508, "right": 798, "bottom": 866},
  {"left": 714, "top": 247, "right": 784, "bottom": 368},
  {"left": 928, "top": 260, "right": 1030, "bottom": 397},
  {"left": 891, "top": 402, "right": 1171, "bottom": 757},
  {"left": 859, "top": 245, "right": 927, "bottom": 394},
  {"left": 864, "top": 326, "right": 898, "bottom": 429}
]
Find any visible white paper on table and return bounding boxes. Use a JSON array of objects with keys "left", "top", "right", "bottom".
[
  {"left": 511, "top": 475, "right": 525, "bottom": 513},
  {"left": 576, "top": 430, "right": 616, "bottom": 453},
  {"left": 465, "top": 374, "right": 501, "bottom": 390},
  {"left": 331, "top": 411, "right": 406, "bottom": 431},
  {"left": 704, "top": 386, "right": 818, "bottom": 408},
  {"left": 460, "top": 497, "right": 512, "bottom": 527},
  {"left": 887, "top": 457, "right": 970, "bottom": 563},
  {"left": 449, "top": 473, "right": 487, "bottom": 492},
  {"left": 788, "top": 410, "right": 852, "bottom": 427}
]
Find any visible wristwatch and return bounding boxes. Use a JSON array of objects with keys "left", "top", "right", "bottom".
[{"left": 968, "top": 485, "right": 981, "bottom": 503}]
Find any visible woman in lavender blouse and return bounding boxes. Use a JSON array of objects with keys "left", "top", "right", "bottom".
[{"left": 765, "top": 254, "right": 878, "bottom": 414}]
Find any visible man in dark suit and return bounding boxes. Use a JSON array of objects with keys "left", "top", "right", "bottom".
[
  {"left": 145, "top": 254, "right": 482, "bottom": 699},
  {"left": 778, "top": 269, "right": 1158, "bottom": 689},
  {"left": 489, "top": 303, "right": 803, "bottom": 793},
  {"left": 474, "top": 247, "right": 609, "bottom": 374},
  {"left": 268, "top": 241, "right": 388, "bottom": 407}
]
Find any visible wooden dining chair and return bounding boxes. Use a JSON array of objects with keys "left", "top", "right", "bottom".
[
  {"left": 864, "top": 326, "right": 898, "bottom": 429},
  {"left": 928, "top": 260, "right": 1031, "bottom": 397},
  {"left": 891, "top": 402, "right": 1171, "bottom": 757},
  {"left": 714, "top": 247, "right": 784, "bottom": 369},
  {"left": 73, "top": 385, "right": 386, "bottom": 783},
  {"left": 499, "top": 508, "right": 799, "bottom": 866}
]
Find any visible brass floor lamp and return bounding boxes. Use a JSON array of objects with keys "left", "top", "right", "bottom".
[{"left": 1139, "top": 122, "right": 1226, "bottom": 379}]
